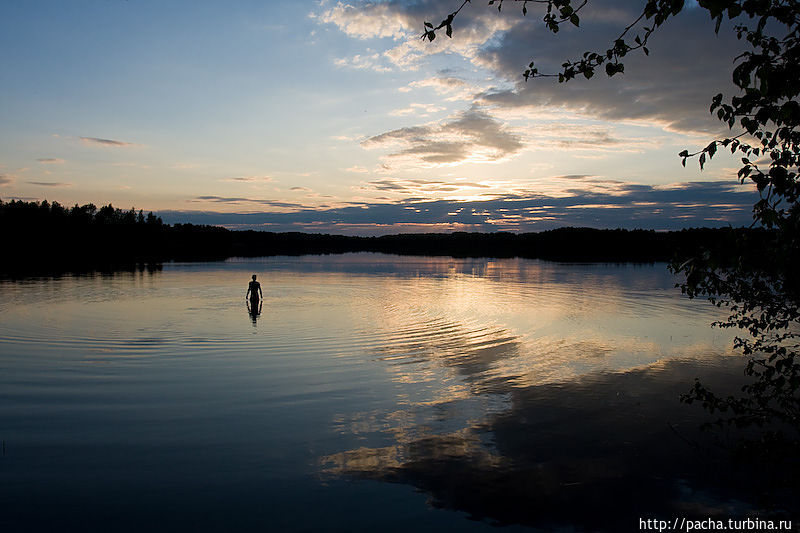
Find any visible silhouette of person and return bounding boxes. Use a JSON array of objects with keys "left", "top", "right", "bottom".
[{"left": 246, "top": 274, "right": 263, "bottom": 302}]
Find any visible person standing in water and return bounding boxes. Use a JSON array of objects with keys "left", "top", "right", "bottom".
[{"left": 246, "top": 274, "right": 263, "bottom": 301}]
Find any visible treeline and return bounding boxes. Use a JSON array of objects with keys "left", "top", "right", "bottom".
[{"left": 0, "top": 199, "right": 759, "bottom": 274}]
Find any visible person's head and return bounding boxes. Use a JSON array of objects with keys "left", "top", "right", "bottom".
[{"left": 252, "top": 274, "right": 257, "bottom": 280}]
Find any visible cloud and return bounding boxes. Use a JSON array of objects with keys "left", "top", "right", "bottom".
[
  {"left": 319, "top": 0, "right": 745, "bottom": 135},
  {"left": 221, "top": 175, "right": 273, "bottom": 183},
  {"left": 4, "top": 196, "right": 38, "bottom": 201},
  {"left": 388, "top": 102, "right": 445, "bottom": 117},
  {"left": 469, "top": 1, "right": 744, "bottom": 134},
  {"left": 36, "top": 158, "right": 66, "bottom": 164},
  {"left": 360, "top": 178, "right": 493, "bottom": 196},
  {"left": 553, "top": 175, "right": 596, "bottom": 181},
  {"left": 315, "top": 1, "right": 514, "bottom": 71},
  {"left": 191, "top": 196, "right": 305, "bottom": 209},
  {"left": 398, "top": 76, "right": 479, "bottom": 102},
  {"left": 80, "top": 136, "right": 137, "bottom": 147},
  {"left": 26, "top": 181, "right": 72, "bottom": 187},
  {"left": 382, "top": 15, "right": 513, "bottom": 71},
  {"left": 331, "top": 134, "right": 364, "bottom": 142},
  {"left": 362, "top": 106, "right": 523, "bottom": 166},
  {"left": 0, "top": 174, "right": 15, "bottom": 186},
  {"left": 400, "top": 77, "right": 467, "bottom": 94},
  {"left": 333, "top": 52, "right": 393, "bottom": 72},
  {"left": 159, "top": 179, "right": 758, "bottom": 234},
  {"left": 313, "top": 2, "right": 415, "bottom": 40},
  {"left": 345, "top": 166, "right": 370, "bottom": 173}
]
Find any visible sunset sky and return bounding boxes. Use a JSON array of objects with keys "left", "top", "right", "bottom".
[{"left": 0, "top": 0, "right": 760, "bottom": 234}]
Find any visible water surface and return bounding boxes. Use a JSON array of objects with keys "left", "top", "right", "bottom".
[{"left": 0, "top": 254, "right": 766, "bottom": 531}]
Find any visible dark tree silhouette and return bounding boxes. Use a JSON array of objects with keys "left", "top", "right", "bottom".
[
  {"left": 426, "top": 0, "right": 800, "bottom": 432},
  {"left": 1, "top": 198, "right": 754, "bottom": 273}
]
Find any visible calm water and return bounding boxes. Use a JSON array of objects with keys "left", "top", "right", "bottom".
[{"left": 0, "top": 254, "right": 771, "bottom": 531}]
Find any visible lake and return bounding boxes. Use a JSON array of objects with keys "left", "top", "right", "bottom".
[{"left": 0, "top": 254, "right": 784, "bottom": 531}]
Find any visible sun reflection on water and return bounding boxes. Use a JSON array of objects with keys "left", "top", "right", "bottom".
[{"left": 0, "top": 255, "right": 756, "bottom": 531}]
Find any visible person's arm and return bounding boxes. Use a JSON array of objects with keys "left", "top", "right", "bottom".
[
  {"left": 259, "top": 285, "right": 263, "bottom": 298},
  {"left": 246, "top": 287, "right": 251, "bottom": 299}
]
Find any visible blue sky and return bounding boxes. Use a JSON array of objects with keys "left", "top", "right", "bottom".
[{"left": 0, "top": 0, "right": 759, "bottom": 234}]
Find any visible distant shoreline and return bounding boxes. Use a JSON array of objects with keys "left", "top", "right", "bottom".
[{"left": 1, "top": 198, "right": 758, "bottom": 275}]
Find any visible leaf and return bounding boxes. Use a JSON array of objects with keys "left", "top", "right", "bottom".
[{"left": 570, "top": 14, "right": 579, "bottom": 26}]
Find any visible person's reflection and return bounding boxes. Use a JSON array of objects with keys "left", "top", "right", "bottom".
[{"left": 247, "top": 297, "right": 263, "bottom": 325}]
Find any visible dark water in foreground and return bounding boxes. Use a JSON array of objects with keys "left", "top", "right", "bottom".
[{"left": 0, "top": 255, "right": 790, "bottom": 531}]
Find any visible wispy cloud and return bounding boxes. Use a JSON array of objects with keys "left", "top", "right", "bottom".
[
  {"left": 0, "top": 174, "right": 15, "bottom": 186},
  {"left": 80, "top": 136, "right": 138, "bottom": 147},
  {"left": 400, "top": 77, "right": 467, "bottom": 94},
  {"left": 26, "top": 181, "right": 72, "bottom": 187},
  {"left": 345, "top": 165, "right": 370, "bottom": 173},
  {"left": 388, "top": 102, "right": 445, "bottom": 117},
  {"left": 334, "top": 53, "right": 392, "bottom": 72},
  {"left": 221, "top": 175, "right": 273, "bottom": 183},
  {"left": 331, "top": 134, "right": 364, "bottom": 142},
  {"left": 191, "top": 196, "right": 305, "bottom": 209},
  {"left": 36, "top": 158, "right": 65, "bottom": 164},
  {"left": 4, "top": 196, "right": 38, "bottom": 201},
  {"left": 360, "top": 178, "right": 493, "bottom": 197}
]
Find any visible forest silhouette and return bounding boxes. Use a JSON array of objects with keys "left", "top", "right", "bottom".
[{"left": 0, "top": 198, "right": 762, "bottom": 274}]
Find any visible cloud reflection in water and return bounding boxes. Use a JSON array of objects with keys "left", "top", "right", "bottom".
[{"left": 318, "top": 260, "right": 789, "bottom": 529}]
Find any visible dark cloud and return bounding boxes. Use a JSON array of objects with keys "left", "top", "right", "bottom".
[
  {"left": 80, "top": 136, "right": 137, "bottom": 147},
  {"left": 36, "top": 158, "right": 65, "bottom": 164},
  {"left": 368, "top": 179, "right": 414, "bottom": 191},
  {"left": 161, "top": 180, "right": 758, "bottom": 234},
  {"left": 554, "top": 175, "right": 594, "bottom": 181},
  {"left": 222, "top": 176, "right": 273, "bottom": 183},
  {"left": 191, "top": 196, "right": 305, "bottom": 209},
  {"left": 363, "top": 107, "right": 523, "bottom": 165},
  {"left": 470, "top": 0, "right": 744, "bottom": 134},
  {"left": 26, "top": 181, "right": 71, "bottom": 187},
  {"left": 0, "top": 174, "right": 14, "bottom": 186},
  {"left": 362, "top": 178, "right": 494, "bottom": 195}
]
